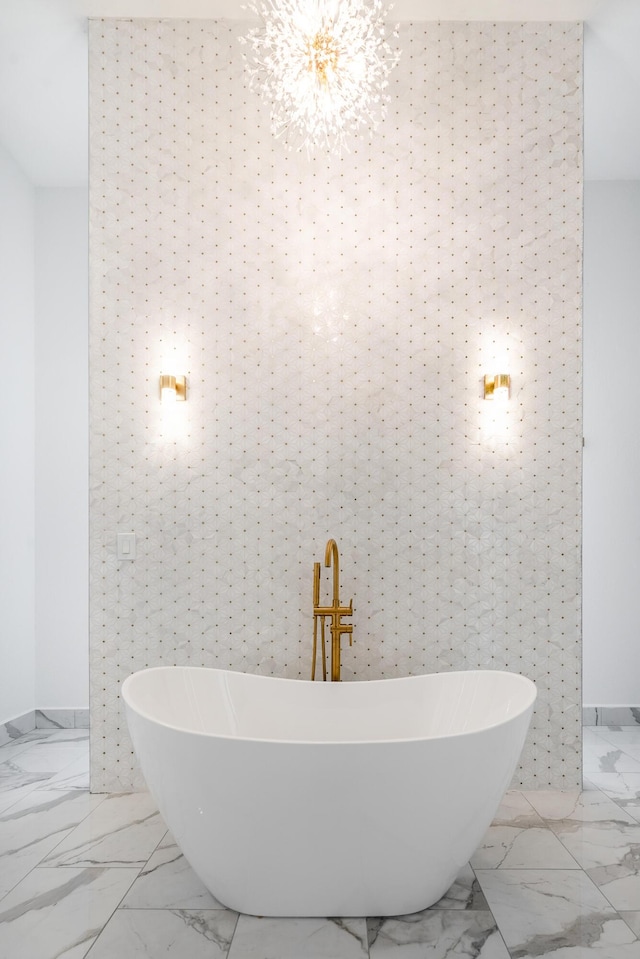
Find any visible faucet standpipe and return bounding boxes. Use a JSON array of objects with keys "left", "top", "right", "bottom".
[{"left": 311, "top": 539, "right": 353, "bottom": 682}]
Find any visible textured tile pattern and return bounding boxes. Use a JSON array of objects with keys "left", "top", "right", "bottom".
[{"left": 88, "top": 19, "right": 583, "bottom": 791}]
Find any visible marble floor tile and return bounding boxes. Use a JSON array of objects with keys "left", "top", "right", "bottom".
[
  {"left": 584, "top": 727, "right": 615, "bottom": 745},
  {"left": 120, "top": 832, "right": 227, "bottom": 909},
  {"left": 584, "top": 744, "right": 640, "bottom": 775},
  {"left": 38, "top": 748, "right": 89, "bottom": 790},
  {"left": 0, "top": 738, "right": 40, "bottom": 766},
  {"left": 592, "top": 729, "right": 640, "bottom": 748},
  {"left": 583, "top": 778, "right": 605, "bottom": 791},
  {"left": 621, "top": 912, "right": 640, "bottom": 938},
  {"left": 88, "top": 908, "right": 239, "bottom": 959},
  {"left": 2, "top": 730, "right": 54, "bottom": 748},
  {"left": 489, "top": 790, "right": 545, "bottom": 827},
  {"left": 0, "top": 729, "right": 85, "bottom": 752},
  {"left": 586, "top": 774, "right": 640, "bottom": 821},
  {"left": 0, "top": 763, "right": 54, "bottom": 815},
  {"left": 0, "top": 865, "right": 137, "bottom": 959},
  {"left": 32, "top": 729, "right": 89, "bottom": 748},
  {"left": 429, "top": 863, "right": 489, "bottom": 910},
  {"left": 43, "top": 791, "right": 166, "bottom": 868},
  {"left": 0, "top": 714, "right": 35, "bottom": 747},
  {"left": 614, "top": 745, "right": 640, "bottom": 764},
  {"left": 548, "top": 818, "right": 640, "bottom": 870},
  {"left": 524, "top": 788, "right": 638, "bottom": 824},
  {"left": 228, "top": 915, "right": 369, "bottom": 959},
  {"left": 471, "top": 824, "right": 580, "bottom": 870},
  {"left": 367, "top": 910, "right": 510, "bottom": 958},
  {"left": 5, "top": 725, "right": 640, "bottom": 958},
  {"left": 0, "top": 789, "right": 105, "bottom": 901},
  {"left": 589, "top": 865, "right": 640, "bottom": 913},
  {"left": 548, "top": 819, "right": 640, "bottom": 910},
  {"left": 476, "top": 868, "right": 636, "bottom": 957},
  {"left": 7, "top": 743, "right": 88, "bottom": 775},
  {"left": 39, "top": 756, "right": 89, "bottom": 792},
  {"left": 501, "top": 937, "right": 640, "bottom": 956}
]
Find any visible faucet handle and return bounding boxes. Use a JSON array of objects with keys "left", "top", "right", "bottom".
[{"left": 339, "top": 623, "right": 353, "bottom": 647}]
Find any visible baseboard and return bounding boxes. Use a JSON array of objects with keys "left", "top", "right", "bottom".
[
  {"left": 0, "top": 708, "right": 89, "bottom": 746},
  {"left": 583, "top": 706, "right": 640, "bottom": 726},
  {"left": 0, "top": 710, "right": 36, "bottom": 747},
  {"left": 36, "top": 709, "right": 90, "bottom": 729}
]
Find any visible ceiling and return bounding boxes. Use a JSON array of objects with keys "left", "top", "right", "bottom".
[{"left": 0, "top": 0, "right": 637, "bottom": 186}]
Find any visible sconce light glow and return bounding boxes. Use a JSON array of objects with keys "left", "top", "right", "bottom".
[
  {"left": 159, "top": 374, "right": 187, "bottom": 403},
  {"left": 483, "top": 374, "right": 510, "bottom": 401}
]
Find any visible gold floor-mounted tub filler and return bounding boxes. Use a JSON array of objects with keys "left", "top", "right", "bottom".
[{"left": 311, "top": 539, "right": 353, "bottom": 682}]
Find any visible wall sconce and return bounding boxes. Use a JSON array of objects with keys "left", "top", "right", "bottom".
[
  {"left": 159, "top": 374, "right": 187, "bottom": 402},
  {"left": 483, "top": 373, "right": 510, "bottom": 401}
]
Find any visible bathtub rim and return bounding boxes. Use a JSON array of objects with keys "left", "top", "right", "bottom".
[{"left": 122, "top": 666, "right": 537, "bottom": 747}]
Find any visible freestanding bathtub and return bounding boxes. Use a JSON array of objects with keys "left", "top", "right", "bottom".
[{"left": 122, "top": 666, "right": 535, "bottom": 917}]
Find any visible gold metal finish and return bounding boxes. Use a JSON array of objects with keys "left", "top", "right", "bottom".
[
  {"left": 159, "top": 374, "right": 187, "bottom": 401},
  {"left": 306, "top": 30, "right": 340, "bottom": 86},
  {"left": 311, "top": 539, "right": 353, "bottom": 682},
  {"left": 312, "top": 561, "right": 320, "bottom": 682},
  {"left": 483, "top": 373, "right": 510, "bottom": 400}
]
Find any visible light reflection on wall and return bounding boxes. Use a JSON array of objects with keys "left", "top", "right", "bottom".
[{"left": 89, "top": 20, "right": 582, "bottom": 792}]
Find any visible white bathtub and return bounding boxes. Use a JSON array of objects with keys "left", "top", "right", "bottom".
[{"left": 122, "top": 666, "right": 535, "bottom": 917}]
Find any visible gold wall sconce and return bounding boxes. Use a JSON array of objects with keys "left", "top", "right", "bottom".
[
  {"left": 483, "top": 373, "right": 510, "bottom": 401},
  {"left": 159, "top": 374, "right": 187, "bottom": 402}
]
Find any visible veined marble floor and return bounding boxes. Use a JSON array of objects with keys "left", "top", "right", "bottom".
[{"left": 3, "top": 727, "right": 640, "bottom": 957}]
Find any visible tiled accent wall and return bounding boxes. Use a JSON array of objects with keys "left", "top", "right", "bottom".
[{"left": 89, "top": 19, "right": 582, "bottom": 791}]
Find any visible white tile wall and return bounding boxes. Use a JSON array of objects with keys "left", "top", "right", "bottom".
[{"left": 89, "top": 19, "right": 582, "bottom": 791}]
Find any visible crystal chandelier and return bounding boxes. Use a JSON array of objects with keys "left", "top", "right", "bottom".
[{"left": 240, "top": 0, "right": 400, "bottom": 155}]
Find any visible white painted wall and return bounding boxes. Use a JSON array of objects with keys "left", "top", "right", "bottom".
[
  {"left": 34, "top": 189, "right": 89, "bottom": 709},
  {"left": 0, "top": 141, "right": 36, "bottom": 725},
  {"left": 584, "top": 0, "right": 640, "bottom": 180},
  {"left": 583, "top": 180, "right": 640, "bottom": 706}
]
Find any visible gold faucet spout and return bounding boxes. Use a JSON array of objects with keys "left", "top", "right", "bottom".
[{"left": 324, "top": 538, "right": 340, "bottom": 605}]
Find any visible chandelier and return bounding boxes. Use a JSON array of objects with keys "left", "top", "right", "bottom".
[{"left": 240, "top": 0, "right": 400, "bottom": 155}]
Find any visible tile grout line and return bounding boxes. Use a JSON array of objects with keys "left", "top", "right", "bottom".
[
  {"left": 0, "top": 796, "right": 112, "bottom": 907},
  {"left": 81, "top": 866, "right": 145, "bottom": 958},
  {"left": 67, "top": 809, "right": 171, "bottom": 956},
  {"left": 6, "top": 726, "right": 640, "bottom": 955}
]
